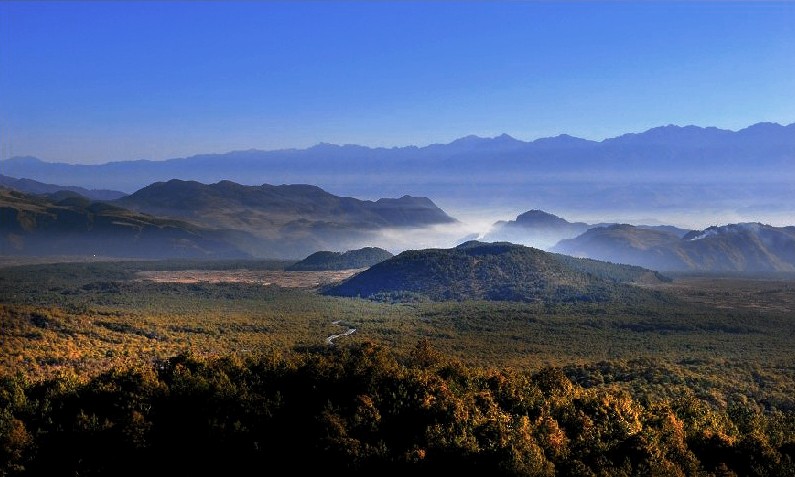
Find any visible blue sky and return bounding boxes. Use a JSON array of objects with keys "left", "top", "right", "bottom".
[{"left": 1, "top": 1, "right": 794, "bottom": 164}]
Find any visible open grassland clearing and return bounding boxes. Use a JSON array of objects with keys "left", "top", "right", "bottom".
[
  {"left": 642, "top": 273, "right": 795, "bottom": 314},
  {"left": 135, "top": 268, "right": 363, "bottom": 288}
]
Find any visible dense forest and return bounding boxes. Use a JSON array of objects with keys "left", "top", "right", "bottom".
[{"left": 2, "top": 342, "right": 794, "bottom": 476}]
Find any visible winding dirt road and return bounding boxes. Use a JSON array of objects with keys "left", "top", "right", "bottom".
[{"left": 326, "top": 320, "right": 356, "bottom": 346}]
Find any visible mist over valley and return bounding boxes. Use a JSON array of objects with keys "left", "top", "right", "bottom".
[{"left": 2, "top": 121, "right": 793, "bottom": 269}]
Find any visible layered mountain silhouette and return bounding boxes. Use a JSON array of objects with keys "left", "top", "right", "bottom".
[
  {"left": 2, "top": 122, "right": 792, "bottom": 196},
  {"left": 0, "top": 180, "right": 457, "bottom": 259},
  {"left": 0, "top": 188, "right": 253, "bottom": 259},
  {"left": 285, "top": 247, "right": 394, "bottom": 271},
  {"left": 484, "top": 210, "right": 689, "bottom": 251},
  {"left": 324, "top": 241, "right": 670, "bottom": 303},
  {"left": 111, "top": 179, "right": 455, "bottom": 258},
  {"left": 483, "top": 210, "right": 592, "bottom": 249},
  {"left": 113, "top": 180, "right": 455, "bottom": 230},
  {"left": 553, "top": 223, "right": 795, "bottom": 272},
  {"left": 0, "top": 174, "right": 127, "bottom": 201}
]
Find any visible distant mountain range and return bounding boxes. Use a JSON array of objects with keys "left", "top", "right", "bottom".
[
  {"left": 553, "top": 222, "right": 795, "bottom": 272},
  {"left": 285, "top": 247, "right": 393, "bottom": 271},
  {"left": 2, "top": 122, "right": 792, "bottom": 200},
  {"left": 324, "top": 241, "right": 670, "bottom": 304}
]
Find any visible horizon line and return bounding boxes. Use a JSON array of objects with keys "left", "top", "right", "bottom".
[{"left": 3, "top": 119, "right": 793, "bottom": 166}]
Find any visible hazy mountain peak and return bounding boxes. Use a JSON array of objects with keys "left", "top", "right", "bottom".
[
  {"left": 531, "top": 133, "right": 595, "bottom": 147},
  {"left": 514, "top": 209, "right": 570, "bottom": 226},
  {"left": 214, "top": 179, "right": 241, "bottom": 188},
  {"left": 373, "top": 195, "right": 446, "bottom": 210},
  {"left": 3, "top": 156, "right": 46, "bottom": 165},
  {"left": 309, "top": 142, "right": 340, "bottom": 150},
  {"left": 601, "top": 122, "right": 740, "bottom": 147},
  {"left": 444, "top": 133, "right": 524, "bottom": 149},
  {"left": 448, "top": 134, "right": 487, "bottom": 146},
  {"left": 740, "top": 121, "right": 785, "bottom": 131},
  {"left": 735, "top": 122, "right": 795, "bottom": 144}
]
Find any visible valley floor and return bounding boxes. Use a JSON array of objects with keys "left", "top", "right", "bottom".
[{"left": 1, "top": 261, "right": 794, "bottom": 475}]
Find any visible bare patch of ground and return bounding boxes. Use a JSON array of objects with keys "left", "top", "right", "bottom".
[
  {"left": 643, "top": 275, "right": 795, "bottom": 314},
  {"left": 0, "top": 255, "right": 147, "bottom": 268},
  {"left": 135, "top": 268, "right": 364, "bottom": 288}
]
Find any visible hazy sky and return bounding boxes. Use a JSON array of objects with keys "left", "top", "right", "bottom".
[{"left": 2, "top": 1, "right": 794, "bottom": 164}]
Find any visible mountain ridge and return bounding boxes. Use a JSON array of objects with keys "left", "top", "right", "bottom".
[
  {"left": 553, "top": 222, "right": 795, "bottom": 272},
  {"left": 109, "top": 179, "right": 456, "bottom": 258},
  {"left": 0, "top": 179, "right": 459, "bottom": 259},
  {"left": 0, "top": 174, "right": 127, "bottom": 201},
  {"left": 0, "top": 187, "right": 254, "bottom": 259},
  {"left": 113, "top": 179, "right": 456, "bottom": 232},
  {"left": 3, "top": 121, "right": 792, "bottom": 195},
  {"left": 4, "top": 121, "right": 793, "bottom": 168}
]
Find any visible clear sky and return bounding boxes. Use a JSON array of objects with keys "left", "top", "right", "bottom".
[{"left": 1, "top": 1, "right": 794, "bottom": 164}]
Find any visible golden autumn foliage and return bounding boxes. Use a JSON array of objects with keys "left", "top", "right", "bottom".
[{"left": 1, "top": 342, "right": 793, "bottom": 476}]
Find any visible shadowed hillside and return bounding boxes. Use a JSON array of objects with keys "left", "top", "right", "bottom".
[
  {"left": 554, "top": 223, "right": 795, "bottom": 271},
  {"left": 112, "top": 179, "right": 457, "bottom": 258},
  {"left": 0, "top": 188, "right": 253, "bottom": 259},
  {"left": 114, "top": 179, "right": 455, "bottom": 231}
]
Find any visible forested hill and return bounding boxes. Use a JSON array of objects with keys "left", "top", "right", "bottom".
[
  {"left": 286, "top": 247, "right": 394, "bottom": 271},
  {"left": 324, "top": 241, "right": 670, "bottom": 303}
]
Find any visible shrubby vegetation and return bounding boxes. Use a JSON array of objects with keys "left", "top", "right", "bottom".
[{"left": 2, "top": 342, "right": 794, "bottom": 476}]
